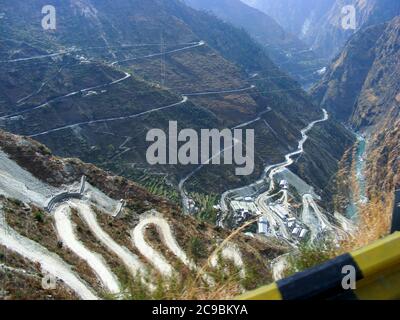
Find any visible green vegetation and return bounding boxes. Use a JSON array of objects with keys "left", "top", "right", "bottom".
[
  {"left": 33, "top": 210, "right": 45, "bottom": 223},
  {"left": 188, "top": 237, "right": 207, "bottom": 263},
  {"left": 240, "top": 262, "right": 266, "bottom": 290},
  {"left": 134, "top": 173, "right": 181, "bottom": 204},
  {"left": 190, "top": 193, "right": 219, "bottom": 224},
  {"left": 9, "top": 198, "right": 23, "bottom": 207},
  {"left": 283, "top": 241, "right": 336, "bottom": 278},
  {"left": 38, "top": 144, "right": 51, "bottom": 156},
  {"left": 116, "top": 262, "right": 244, "bottom": 300}
]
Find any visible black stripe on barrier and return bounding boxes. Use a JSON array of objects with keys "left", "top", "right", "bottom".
[
  {"left": 391, "top": 189, "right": 400, "bottom": 233},
  {"left": 276, "top": 253, "right": 363, "bottom": 300}
]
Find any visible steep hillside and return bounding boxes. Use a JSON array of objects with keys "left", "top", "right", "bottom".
[
  {"left": 0, "top": 0, "right": 353, "bottom": 206},
  {"left": 242, "top": 0, "right": 335, "bottom": 39},
  {"left": 0, "top": 130, "right": 287, "bottom": 299},
  {"left": 311, "top": 16, "right": 400, "bottom": 219},
  {"left": 311, "top": 22, "right": 387, "bottom": 122},
  {"left": 243, "top": 0, "right": 400, "bottom": 59},
  {"left": 312, "top": 17, "right": 400, "bottom": 131},
  {"left": 186, "top": 0, "right": 301, "bottom": 49},
  {"left": 184, "top": 0, "right": 324, "bottom": 87}
]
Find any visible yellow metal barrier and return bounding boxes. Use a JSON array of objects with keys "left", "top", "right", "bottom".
[{"left": 237, "top": 232, "right": 400, "bottom": 300}]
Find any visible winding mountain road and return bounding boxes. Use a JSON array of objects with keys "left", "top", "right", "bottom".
[
  {"left": 54, "top": 203, "right": 121, "bottom": 295},
  {"left": 131, "top": 212, "right": 197, "bottom": 277},
  {"left": 265, "top": 109, "right": 329, "bottom": 193},
  {"left": 111, "top": 41, "right": 205, "bottom": 66},
  {"left": 183, "top": 85, "right": 255, "bottom": 97},
  {"left": 179, "top": 107, "right": 272, "bottom": 213},
  {"left": 220, "top": 110, "right": 328, "bottom": 213},
  {"left": 0, "top": 205, "right": 98, "bottom": 300},
  {"left": 0, "top": 51, "right": 69, "bottom": 63},
  {"left": 2, "top": 72, "right": 131, "bottom": 119},
  {"left": 29, "top": 96, "right": 188, "bottom": 138},
  {"left": 69, "top": 200, "right": 148, "bottom": 279}
]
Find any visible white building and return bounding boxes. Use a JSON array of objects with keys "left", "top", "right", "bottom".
[
  {"left": 279, "top": 180, "right": 289, "bottom": 189},
  {"left": 299, "top": 229, "right": 308, "bottom": 238},
  {"left": 292, "top": 227, "right": 300, "bottom": 236},
  {"left": 258, "top": 216, "right": 269, "bottom": 235}
]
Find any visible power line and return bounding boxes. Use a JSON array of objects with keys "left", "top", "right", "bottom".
[{"left": 160, "top": 32, "right": 166, "bottom": 87}]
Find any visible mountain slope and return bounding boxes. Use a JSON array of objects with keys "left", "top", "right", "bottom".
[
  {"left": 311, "top": 22, "right": 387, "bottom": 123},
  {"left": 243, "top": 0, "right": 400, "bottom": 59},
  {"left": 0, "top": 129, "right": 287, "bottom": 299},
  {"left": 185, "top": 0, "right": 300, "bottom": 49},
  {"left": 311, "top": 16, "right": 400, "bottom": 205},
  {"left": 0, "top": 0, "right": 353, "bottom": 216},
  {"left": 242, "top": 0, "right": 335, "bottom": 40},
  {"left": 184, "top": 0, "right": 324, "bottom": 86}
]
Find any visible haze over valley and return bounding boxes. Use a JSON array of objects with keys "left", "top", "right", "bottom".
[{"left": 0, "top": 0, "right": 399, "bottom": 300}]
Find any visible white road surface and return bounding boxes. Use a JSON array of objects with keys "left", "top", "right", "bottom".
[
  {"left": 219, "top": 109, "right": 330, "bottom": 236},
  {"left": 252, "top": 110, "right": 330, "bottom": 240},
  {"left": 0, "top": 51, "right": 69, "bottom": 63},
  {"left": 69, "top": 200, "right": 148, "bottom": 279},
  {"left": 16, "top": 67, "right": 64, "bottom": 106},
  {"left": 232, "top": 107, "right": 271, "bottom": 129},
  {"left": 54, "top": 204, "right": 121, "bottom": 295},
  {"left": 301, "top": 194, "right": 343, "bottom": 242},
  {"left": 2, "top": 72, "right": 131, "bottom": 119},
  {"left": 0, "top": 205, "right": 98, "bottom": 300},
  {"left": 29, "top": 96, "right": 188, "bottom": 138},
  {"left": 111, "top": 41, "right": 205, "bottom": 66},
  {"left": 178, "top": 138, "right": 241, "bottom": 213},
  {"left": 180, "top": 107, "right": 271, "bottom": 213},
  {"left": 266, "top": 109, "right": 329, "bottom": 193},
  {"left": 184, "top": 85, "right": 255, "bottom": 97},
  {"left": 131, "top": 211, "right": 196, "bottom": 277}
]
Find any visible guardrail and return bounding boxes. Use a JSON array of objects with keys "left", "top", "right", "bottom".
[
  {"left": 237, "top": 191, "right": 400, "bottom": 300},
  {"left": 391, "top": 189, "right": 400, "bottom": 233},
  {"left": 45, "top": 176, "right": 86, "bottom": 212},
  {"left": 45, "top": 192, "right": 82, "bottom": 212}
]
